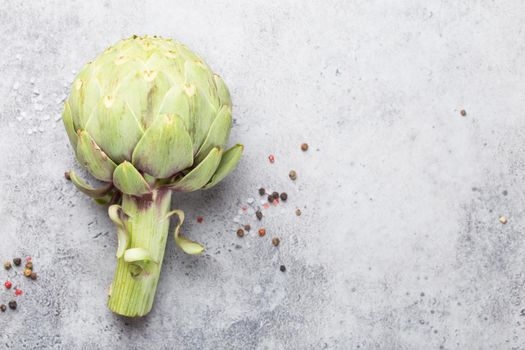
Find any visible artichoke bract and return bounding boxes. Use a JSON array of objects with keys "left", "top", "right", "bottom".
[{"left": 62, "top": 35, "right": 243, "bottom": 317}]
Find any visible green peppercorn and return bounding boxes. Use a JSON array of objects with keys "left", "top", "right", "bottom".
[
  {"left": 236, "top": 229, "right": 245, "bottom": 238},
  {"left": 3, "top": 261, "right": 11, "bottom": 270},
  {"left": 0, "top": 304, "right": 5, "bottom": 312},
  {"left": 289, "top": 170, "right": 297, "bottom": 181},
  {"left": 258, "top": 188, "right": 266, "bottom": 196},
  {"left": 8, "top": 301, "right": 16, "bottom": 310},
  {"left": 12, "top": 258, "right": 21, "bottom": 266},
  {"left": 280, "top": 192, "right": 288, "bottom": 201},
  {"left": 23, "top": 269, "right": 32, "bottom": 277},
  {"left": 256, "top": 210, "right": 263, "bottom": 220},
  {"left": 25, "top": 261, "right": 33, "bottom": 270}
]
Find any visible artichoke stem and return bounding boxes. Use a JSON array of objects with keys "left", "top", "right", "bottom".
[{"left": 108, "top": 188, "right": 172, "bottom": 317}]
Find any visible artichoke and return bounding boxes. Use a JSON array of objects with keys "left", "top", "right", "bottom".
[{"left": 62, "top": 35, "right": 243, "bottom": 317}]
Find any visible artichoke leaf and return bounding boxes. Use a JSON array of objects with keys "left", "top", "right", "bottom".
[
  {"left": 66, "top": 170, "right": 113, "bottom": 198},
  {"left": 131, "top": 114, "right": 193, "bottom": 178},
  {"left": 213, "top": 74, "right": 232, "bottom": 107},
  {"left": 76, "top": 130, "right": 117, "bottom": 181},
  {"left": 194, "top": 105, "right": 232, "bottom": 164},
  {"left": 113, "top": 161, "right": 151, "bottom": 196},
  {"left": 62, "top": 102, "right": 78, "bottom": 151},
  {"left": 165, "top": 209, "right": 204, "bottom": 255},
  {"left": 169, "top": 147, "right": 221, "bottom": 192},
  {"left": 93, "top": 193, "right": 114, "bottom": 206},
  {"left": 108, "top": 205, "right": 130, "bottom": 258},
  {"left": 189, "top": 91, "right": 218, "bottom": 155},
  {"left": 204, "top": 144, "right": 243, "bottom": 189},
  {"left": 85, "top": 96, "right": 144, "bottom": 164},
  {"left": 123, "top": 247, "right": 156, "bottom": 263}
]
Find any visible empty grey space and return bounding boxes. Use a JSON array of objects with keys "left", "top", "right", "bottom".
[{"left": 0, "top": 1, "right": 524, "bottom": 349}]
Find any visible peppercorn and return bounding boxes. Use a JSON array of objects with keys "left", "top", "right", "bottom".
[
  {"left": 272, "top": 237, "right": 281, "bottom": 246},
  {"left": 301, "top": 143, "right": 309, "bottom": 151},
  {"left": 3, "top": 261, "right": 11, "bottom": 270},
  {"left": 15, "top": 289, "right": 22, "bottom": 296},
  {"left": 0, "top": 304, "right": 5, "bottom": 312},
  {"left": 258, "top": 188, "right": 266, "bottom": 196},
  {"left": 289, "top": 170, "right": 297, "bottom": 181},
  {"left": 280, "top": 192, "right": 288, "bottom": 201},
  {"left": 13, "top": 258, "right": 21, "bottom": 266},
  {"left": 244, "top": 224, "right": 251, "bottom": 231},
  {"left": 23, "top": 269, "right": 32, "bottom": 277},
  {"left": 272, "top": 191, "right": 279, "bottom": 199},
  {"left": 280, "top": 265, "right": 286, "bottom": 272},
  {"left": 25, "top": 261, "right": 33, "bottom": 270},
  {"left": 256, "top": 210, "right": 263, "bottom": 220},
  {"left": 267, "top": 195, "right": 274, "bottom": 203},
  {"left": 4, "top": 281, "right": 12, "bottom": 289},
  {"left": 64, "top": 171, "right": 71, "bottom": 180},
  {"left": 460, "top": 109, "right": 467, "bottom": 117},
  {"left": 236, "top": 229, "right": 245, "bottom": 238},
  {"left": 268, "top": 155, "right": 275, "bottom": 163},
  {"left": 30, "top": 272, "right": 37, "bottom": 280},
  {"left": 8, "top": 300, "right": 17, "bottom": 310},
  {"left": 258, "top": 228, "right": 266, "bottom": 237},
  {"left": 295, "top": 208, "right": 302, "bottom": 216}
]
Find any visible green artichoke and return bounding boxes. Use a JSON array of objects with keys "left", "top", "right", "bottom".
[{"left": 62, "top": 35, "right": 243, "bottom": 317}]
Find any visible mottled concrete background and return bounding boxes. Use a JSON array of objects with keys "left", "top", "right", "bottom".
[{"left": 0, "top": 1, "right": 524, "bottom": 349}]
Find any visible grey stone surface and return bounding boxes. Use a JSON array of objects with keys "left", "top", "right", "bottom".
[{"left": 0, "top": 0, "right": 524, "bottom": 349}]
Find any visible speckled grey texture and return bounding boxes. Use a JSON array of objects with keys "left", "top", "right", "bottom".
[{"left": 0, "top": 1, "right": 524, "bottom": 349}]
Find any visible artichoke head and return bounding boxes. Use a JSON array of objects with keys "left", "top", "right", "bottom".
[{"left": 63, "top": 35, "right": 243, "bottom": 197}]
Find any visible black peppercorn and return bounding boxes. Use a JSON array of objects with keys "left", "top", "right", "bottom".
[
  {"left": 244, "top": 224, "right": 251, "bottom": 231},
  {"left": 8, "top": 301, "right": 17, "bottom": 310},
  {"left": 267, "top": 195, "right": 274, "bottom": 203},
  {"left": 280, "top": 192, "right": 288, "bottom": 201},
  {"left": 256, "top": 210, "right": 263, "bottom": 220},
  {"left": 272, "top": 191, "right": 279, "bottom": 199},
  {"left": 258, "top": 188, "right": 265, "bottom": 196},
  {"left": 280, "top": 265, "right": 286, "bottom": 272},
  {"left": 12, "top": 258, "right": 21, "bottom": 266},
  {"left": 0, "top": 304, "right": 5, "bottom": 312}
]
